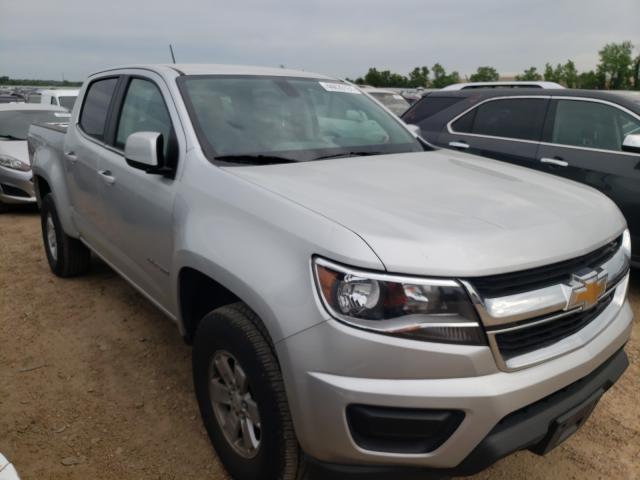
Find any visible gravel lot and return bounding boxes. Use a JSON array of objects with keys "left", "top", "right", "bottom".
[{"left": 1, "top": 208, "right": 638, "bottom": 480}]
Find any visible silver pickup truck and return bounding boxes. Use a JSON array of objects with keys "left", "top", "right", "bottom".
[{"left": 28, "top": 64, "right": 633, "bottom": 480}]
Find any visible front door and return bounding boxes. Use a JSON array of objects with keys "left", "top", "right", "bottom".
[
  {"left": 537, "top": 98, "right": 640, "bottom": 255},
  {"left": 94, "top": 75, "right": 181, "bottom": 310}
]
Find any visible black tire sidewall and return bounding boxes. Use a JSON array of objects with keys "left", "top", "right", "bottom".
[
  {"left": 193, "top": 310, "right": 290, "bottom": 480},
  {"left": 40, "top": 194, "right": 64, "bottom": 275}
]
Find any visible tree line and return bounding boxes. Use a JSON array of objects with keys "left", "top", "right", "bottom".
[
  {"left": 348, "top": 41, "right": 640, "bottom": 90},
  {"left": 0, "top": 76, "right": 82, "bottom": 87}
]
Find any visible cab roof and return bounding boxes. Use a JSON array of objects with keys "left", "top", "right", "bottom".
[{"left": 92, "top": 64, "right": 337, "bottom": 81}]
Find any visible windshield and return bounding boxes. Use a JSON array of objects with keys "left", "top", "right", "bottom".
[
  {"left": 58, "top": 95, "right": 77, "bottom": 111},
  {"left": 178, "top": 76, "right": 423, "bottom": 163},
  {"left": 0, "top": 110, "right": 69, "bottom": 140},
  {"left": 368, "top": 92, "right": 410, "bottom": 116}
]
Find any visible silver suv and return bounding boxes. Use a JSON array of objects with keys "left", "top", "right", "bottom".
[{"left": 29, "top": 64, "right": 633, "bottom": 480}]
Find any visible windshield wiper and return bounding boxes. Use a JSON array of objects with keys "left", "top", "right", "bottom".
[
  {"left": 0, "top": 134, "right": 25, "bottom": 141},
  {"left": 215, "top": 154, "right": 299, "bottom": 165},
  {"left": 313, "top": 151, "right": 382, "bottom": 160}
]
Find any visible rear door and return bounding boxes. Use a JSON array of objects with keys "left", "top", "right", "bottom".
[
  {"left": 537, "top": 97, "right": 640, "bottom": 254},
  {"left": 64, "top": 76, "right": 119, "bottom": 247},
  {"left": 438, "top": 97, "right": 549, "bottom": 170},
  {"left": 92, "top": 73, "right": 182, "bottom": 309}
]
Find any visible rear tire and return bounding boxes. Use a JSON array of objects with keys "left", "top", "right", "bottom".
[
  {"left": 40, "top": 194, "right": 90, "bottom": 277},
  {"left": 0, "top": 202, "right": 8, "bottom": 213},
  {"left": 193, "top": 303, "right": 305, "bottom": 480}
]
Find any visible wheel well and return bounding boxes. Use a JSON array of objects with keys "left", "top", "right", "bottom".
[
  {"left": 179, "top": 267, "right": 240, "bottom": 343},
  {"left": 35, "top": 175, "right": 51, "bottom": 203}
]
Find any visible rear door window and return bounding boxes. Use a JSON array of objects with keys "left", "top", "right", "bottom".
[
  {"left": 452, "top": 98, "right": 548, "bottom": 141},
  {"left": 79, "top": 77, "right": 118, "bottom": 141},
  {"left": 550, "top": 99, "right": 640, "bottom": 151}
]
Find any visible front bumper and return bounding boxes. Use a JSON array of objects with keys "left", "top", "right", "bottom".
[
  {"left": 276, "top": 298, "right": 632, "bottom": 472},
  {"left": 0, "top": 167, "right": 35, "bottom": 205},
  {"left": 306, "top": 347, "right": 628, "bottom": 479}
]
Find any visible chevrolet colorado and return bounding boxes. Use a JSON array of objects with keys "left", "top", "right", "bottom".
[{"left": 28, "top": 64, "right": 633, "bottom": 480}]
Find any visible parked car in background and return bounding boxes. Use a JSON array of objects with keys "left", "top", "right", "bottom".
[
  {"left": 29, "top": 89, "right": 79, "bottom": 111},
  {"left": 0, "top": 104, "right": 69, "bottom": 211},
  {"left": 0, "top": 453, "right": 20, "bottom": 480},
  {"left": 402, "top": 89, "right": 640, "bottom": 267},
  {"left": 441, "top": 81, "right": 564, "bottom": 91},
  {"left": 0, "top": 93, "right": 26, "bottom": 104},
  {"left": 361, "top": 86, "right": 411, "bottom": 115},
  {"left": 30, "top": 64, "right": 632, "bottom": 480}
]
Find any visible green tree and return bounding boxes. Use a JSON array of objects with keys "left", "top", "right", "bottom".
[
  {"left": 543, "top": 63, "right": 564, "bottom": 83},
  {"left": 469, "top": 66, "right": 499, "bottom": 82},
  {"left": 632, "top": 54, "right": 640, "bottom": 90},
  {"left": 408, "top": 66, "right": 430, "bottom": 88},
  {"left": 597, "top": 41, "right": 634, "bottom": 89},
  {"left": 431, "top": 63, "right": 460, "bottom": 88},
  {"left": 576, "top": 70, "right": 604, "bottom": 89},
  {"left": 515, "top": 66, "right": 542, "bottom": 81},
  {"left": 563, "top": 60, "right": 578, "bottom": 88}
]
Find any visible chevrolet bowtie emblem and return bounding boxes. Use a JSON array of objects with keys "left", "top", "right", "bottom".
[{"left": 567, "top": 269, "right": 608, "bottom": 310}]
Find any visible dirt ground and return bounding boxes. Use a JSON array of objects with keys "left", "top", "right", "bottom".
[{"left": 0, "top": 208, "right": 638, "bottom": 480}]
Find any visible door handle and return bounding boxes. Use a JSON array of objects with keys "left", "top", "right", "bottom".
[
  {"left": 449, "top": 141, "right": 469, "bottom": 150},
  {"left": 98, "top": 169, "right": 116, "bottom": 185},
  {"left": 65, "top": 151, "right": 77, "bottom": 164},
  {"left": 540, "top": 157, "right": 569, "bottom": 167}
]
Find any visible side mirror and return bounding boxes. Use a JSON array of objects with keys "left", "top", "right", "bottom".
[
  {"left": 622, "top": 133, "right": 640, "bottom": 154},
  {"left": 124, "top": 131, "right": 161, "bottom": 169},
  {"left": 406, "top": 124, "right": 421, "bottom": 137}
]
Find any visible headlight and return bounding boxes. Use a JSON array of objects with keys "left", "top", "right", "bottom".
[
  {"left": 622, "top": 229, "right": 631, "bottom": 258},
  {"left": 0, "top": 155, "right": 30, "bottom": 172},
  {"left": 313, "top": 257, "right": 485, "bottom": 345}
]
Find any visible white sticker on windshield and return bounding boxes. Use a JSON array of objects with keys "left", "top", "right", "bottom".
[
  {"left": 319, "top": 82, "right": 361, "bottom": 94},
  {"left": 54, "top": 112, "right": 71, "bottom": 118},
  {"left": 393, "top": 94, "right": 404, "bottom": 100}
]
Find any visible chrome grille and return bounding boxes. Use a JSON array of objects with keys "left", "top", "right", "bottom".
[{"left": 463, "top": 236, "right": 630, "bottom": 371}]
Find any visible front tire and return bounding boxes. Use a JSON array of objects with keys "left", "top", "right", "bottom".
[
  {"left": 193, "top": 303, "right": 304, "bottom": 480},
  {"left": 40, "top": 194, "right": 90, "bottom": 277}
]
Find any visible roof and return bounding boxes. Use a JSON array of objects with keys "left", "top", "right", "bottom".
[
  {"left": 0, "top": 103, "right": 68, "bottom": 112},
  {"left": 91, "top": 63, "right": 337, "bottom": 81},
  {"left": 424, "top": 88, "right": 640, "bottom": 113},
  {"left": 441, "top": 81, "right": 564, "bottom": 90}
]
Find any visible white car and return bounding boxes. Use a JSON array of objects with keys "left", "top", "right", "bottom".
[
  {"left": 0, "top": 104, "right": 69, "bottom": 211},
  {"left": 29, "top": 89, "right": 80, "bottom": 111},
  {"left": 0, "top": 454, "right": 20, "bottom": 480},
  {"left": 361, "top": 86, "right": 411, "bottom": 115},
  {"left": 442, "top": 81, "right": 564, "bottom": 90}
]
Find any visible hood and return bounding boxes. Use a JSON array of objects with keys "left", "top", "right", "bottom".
[
  {"left": 225, "top": 150, "right": 626, "bottom": 277},
  {"left": 0, "top": 140, "right": 29, "bottom": 165}
]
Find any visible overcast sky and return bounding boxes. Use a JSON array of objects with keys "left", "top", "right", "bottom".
[{"left": 1, "top": 0, "right": 639, "bottom": 81}]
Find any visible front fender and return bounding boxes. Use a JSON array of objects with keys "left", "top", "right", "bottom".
[{"left": 171, "top": 161, "right": 384, "bottom": 343}]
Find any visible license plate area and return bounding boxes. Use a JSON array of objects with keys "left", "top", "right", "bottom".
[{"left": 530, "top": 388, "right": 604, "bottom": 455}]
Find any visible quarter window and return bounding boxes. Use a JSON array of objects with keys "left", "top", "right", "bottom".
[
  {"left": 79, "top": 77, "right": 118, "bottom": 141},
  {"left": 115, "top": 78, "right": 173, "bottom": 159},
  {"left": 452, "top": 98, "right": 548, "bottom": 141},
  {"left": 402, "top": 96, "right": 463, "bottom": 125},
  {"left": 551, "top": 100, "right": 640, "bottom": 151}
]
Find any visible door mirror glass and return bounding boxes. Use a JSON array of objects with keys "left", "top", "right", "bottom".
[
  {"left": 124, "top": 131, "right": 161, "bottom": 168},
  {"left": 622, "top": 133, "right": 640, "bottom": 153}
]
